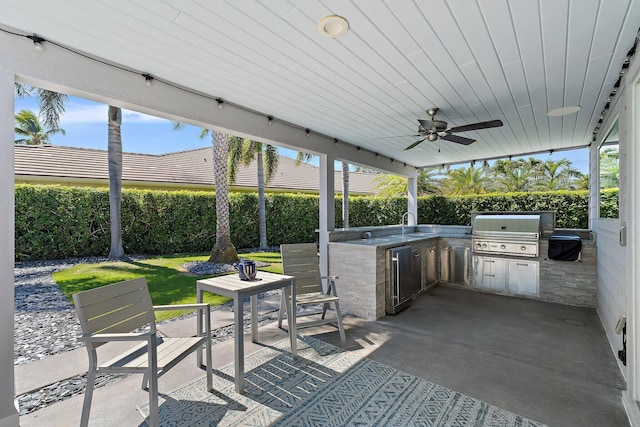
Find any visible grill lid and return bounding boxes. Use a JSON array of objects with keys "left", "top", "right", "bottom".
[{"left": 473, "top": 214, "right": 540, "bottom": 235}]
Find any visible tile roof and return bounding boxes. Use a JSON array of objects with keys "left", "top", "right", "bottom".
[{"left": 14, "top": 145, "right": 380, "bottom": 195}]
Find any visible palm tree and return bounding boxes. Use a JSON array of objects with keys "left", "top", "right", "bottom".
[
  {"left": 373, "top": 174, "right": 407, "bottom": 198},
  {"left": 172, "top": 122, "right": 238, "bottom": 262},
  {"left": 418, "top": 168, "right": 444, "bottom": 195},
  {"left": 442, "top": 166, "right": 489, "bottom": 195},
  {"left": 13, "top": 86, "right": 129, "bottom": 263},
  {"left": 576, "top": 174, "right": 590, "bottom": 190},
  {"left": 229, "top": 138, "right": 278, "bottom": 250},
  {"left": 15, "top": 84, "right": 68, "bottom": 130},
  {"left": 535, "top": 159, "right": 583, "bottom": 191},
  {"left": 36, "top": 88, "right": 68, "bottom": 131},
  {"left": 373, "top": 168, "right": 443, "bottom": 197},
  {"left": 491, "top": 159, "right": 538, "bottom": 192},
  {"left": 203, "top": 129, "right": 238, "bottom": 263},
  {"left": 107, "top": 106, "right": 125, "bottom": 259},
  {"left": 14, "top": 109, "right": 65, "bottom": 145}
]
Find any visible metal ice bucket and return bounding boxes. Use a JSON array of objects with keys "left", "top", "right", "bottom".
[{"left": 238, "top": 260, "right": 257, "bottom": 281}]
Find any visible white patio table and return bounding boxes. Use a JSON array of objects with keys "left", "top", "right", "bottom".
[{"left": 196, "top": 271, "right": 297, "bottom": 393}]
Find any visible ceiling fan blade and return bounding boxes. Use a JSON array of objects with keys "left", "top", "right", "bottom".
[
  {"left": 404, "top": 137, "right": 427, "bottom": 150},
  {"left": 449, "top": 119, "right": 503, "bottom": 133},
  {"left": 441, "top": 134, "right": 476, "bottom": 145}
]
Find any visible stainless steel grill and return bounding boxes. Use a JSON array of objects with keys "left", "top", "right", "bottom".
[{"left": 472, "top": 214, "right": 541, "bottom": 258}]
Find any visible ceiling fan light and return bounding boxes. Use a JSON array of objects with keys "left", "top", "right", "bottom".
[
  {"left": 548, "top": 106, "right": 581, "bottom": 116},
  {"left": 427, "top": 134, "right": 438, "bottom": 142},
  {"left": 317, "top": 15, "right": 349, "bottom": 38}
]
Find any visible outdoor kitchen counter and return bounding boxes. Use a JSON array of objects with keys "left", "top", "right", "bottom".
[
  {"left": 327, "top": 226, "right": 596, "bottom": 320},
  {"left": 327, "top": 226, "right": 471, "bottom": 320}
]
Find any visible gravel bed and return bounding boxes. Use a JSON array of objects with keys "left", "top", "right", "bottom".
[
  {"left": 14, "top": 255, "right": 281, "bottom": 415},
  {"left": 13, "top": 256, "right": 147, "bottom": 365}
]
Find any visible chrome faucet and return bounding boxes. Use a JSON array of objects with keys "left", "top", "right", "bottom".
[{"left": 401, "top": 212, "right": 416, "bottom": 241}]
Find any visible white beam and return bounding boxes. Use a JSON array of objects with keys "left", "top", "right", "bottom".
[
  {"left": 0, "top": 69, "right": 18, "bottom": 426},
  {"left": 319, "top": 154, "right": 335, "bottom": 279},
  {"left": 407, "top": 170, "right": 418, "bottom": 225},
  {"left": 0, "top": 29, "right": 415, "bottom": 176}
]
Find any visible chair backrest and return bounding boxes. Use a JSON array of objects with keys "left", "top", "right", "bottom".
[
  {"left": 281, "top": 243, "right": 323, "bottom": 295},
  {"left": 73, "top": 277, "right": 156, "bottom": 346}
]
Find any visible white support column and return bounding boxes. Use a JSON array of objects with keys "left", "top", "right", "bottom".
[
  {"left": 319, "top": 154, "right": 335, "bottom": 278},
  {"left": 0, "top": 70, "right": 18, "bottom": 426},
  {"left": 407, "top": 169, "right": 418, "bottom": 225}
]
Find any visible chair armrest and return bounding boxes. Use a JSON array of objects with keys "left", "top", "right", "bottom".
[
  {"left": 80, "top": 331, "right": 155, "bottom": 343},
  {"left": 322, "top": 276, "right": 339, "bottom": 296},
  {"left": 153, "top": 303, "right": 210, "bottom": 312}
]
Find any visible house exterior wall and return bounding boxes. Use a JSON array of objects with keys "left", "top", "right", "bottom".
[
  {"left": 594, "top": 81, "right": 628, "bottom": 377},
  {"left": 592, "top": 44, "right": 640, "bottom": 424}
]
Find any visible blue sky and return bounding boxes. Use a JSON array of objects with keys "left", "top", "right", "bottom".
[{"left": 15, "top": 94, "right": 589, "bottom": 173}]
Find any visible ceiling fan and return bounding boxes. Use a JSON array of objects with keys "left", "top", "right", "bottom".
[{"left": 404, "top": 108, "right": 503, "bottom": 150}]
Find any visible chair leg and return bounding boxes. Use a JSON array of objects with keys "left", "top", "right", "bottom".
[
  {"left": 141, "top": 372, "right": 149, "bottom": 390},
  {"left": 80, "top": 368, "right": 96, "bottom": 427},
  {"left": 321, "top": 302, "right": 329, "bottom": 319},
  {"left": 205, "top": 309, "right": 213, "bottom": 391},
  {"left": 334, "top": 301, "right": 346, "bottom": 343},
  {"left": 278, "top": 291, "right": 287, "bottom": 328},
  {"left": 148, "top": 340, "right": 159, "bottom": 427},
  {"left": 148, "top": 372, "right": 159, "bottom": 427}
]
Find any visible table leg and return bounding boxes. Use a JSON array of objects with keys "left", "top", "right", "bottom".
[
  {"left": 251, "top": 294, "right": 258, "bottom": 343},
  {"left": 234, "top": 296, "right": 245, "bottom": 393},
  {"left": 196, "top": 287, "right": 203, "bottom": 367},
  {"left": 289, "top": 279, "right": 297, "bottom": 356}
]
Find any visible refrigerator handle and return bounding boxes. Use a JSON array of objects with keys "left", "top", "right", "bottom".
[
  {"left": 464, "top": 248, "right": 469, "bottom": 285},
  {"left": 393, "top": 255, "right": 400, "bottom": 303}
]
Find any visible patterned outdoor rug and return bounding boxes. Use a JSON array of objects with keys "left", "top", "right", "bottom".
[{"left": 138, "top": 337, "right": 547, "bottom": 426}]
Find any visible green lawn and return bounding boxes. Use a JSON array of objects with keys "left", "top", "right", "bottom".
[{"left": 53, "top": 252, "right": 283, "bottom": 321}]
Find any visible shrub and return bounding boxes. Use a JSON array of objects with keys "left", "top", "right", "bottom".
[{"left": 14, "top": 184, "right": 600, "bottom": 260}]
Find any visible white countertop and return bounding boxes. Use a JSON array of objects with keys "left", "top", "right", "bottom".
[{"left": 329, "top": 231, "right": 467, "bottom": 247}]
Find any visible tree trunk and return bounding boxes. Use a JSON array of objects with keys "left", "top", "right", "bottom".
[
  {"left": 209, "top": 130, "right": 238, "bottom": 263},
  {"left": 342, "top": 161, "right": 350, "bottom": 229},
  {"left": 107, "top": 106, "right": 125, "bottom": 259},
  {"left": 256, "top": 149, "right": 268, "bottom": 249}
]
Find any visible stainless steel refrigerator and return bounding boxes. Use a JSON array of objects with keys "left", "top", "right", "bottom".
[{"left": 386, "top": 246, "right": 421, "bottom": 314}]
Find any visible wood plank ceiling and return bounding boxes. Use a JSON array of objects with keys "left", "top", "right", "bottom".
[{"left": 0, "top": 0, "right": 638, "bottom": 169}]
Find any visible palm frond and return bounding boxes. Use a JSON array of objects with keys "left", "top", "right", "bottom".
[
  {"left": 263, "top": 144, "right": 279, "bottom": 183},
  {"left": 37, "top": 89, "right": 68, "bottom": 130}
]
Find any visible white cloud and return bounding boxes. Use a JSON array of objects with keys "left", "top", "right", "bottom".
[
  {"left": 122, "top": 109, "right": 166, "bottom": 123},
  {"left": 60, "top": 104, "right": 107, "bottom": 124},
  {"left": 60, "top": 104, "right": 167, "bottom": 124}
]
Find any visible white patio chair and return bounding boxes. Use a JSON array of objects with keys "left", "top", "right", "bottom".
[
  {"left": 72, "top": 277, "right": 212, "bottom": 427},
  {"left": 278, "top": 243, "right": 346, "bottom": 342}
]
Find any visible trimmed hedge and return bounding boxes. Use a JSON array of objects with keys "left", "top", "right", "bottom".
[{"left": 15, "top": 185, "right": 610, "bottom": 261}]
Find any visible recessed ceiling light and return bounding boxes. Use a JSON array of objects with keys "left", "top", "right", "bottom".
[
  {"left": 548, "top": 106, "right": 581, "bottom": 117},
  {"left": 317, "top": 15, "right": 349, "bottom": 38}
]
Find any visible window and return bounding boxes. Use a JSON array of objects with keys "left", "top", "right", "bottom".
[{"left": 599, "top": 120, "right": 619, "bottom": 219}]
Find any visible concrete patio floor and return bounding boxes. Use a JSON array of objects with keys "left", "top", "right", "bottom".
[{"left": 18, "top": 286, "right": 627, "bottom": 427}]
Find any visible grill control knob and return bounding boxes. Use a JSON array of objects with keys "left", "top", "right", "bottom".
[
  {"left": 482, "top": 243, "right": 487, "bottom": 249},
  {"left": 500, "top": 244, "right": 506, "bottom": 249},
  {"left": 476, "top": 243, "right": 482, "bottom": 249},
  {"left": 520, "top": 246, "right": 527, "bottom": 251}
]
